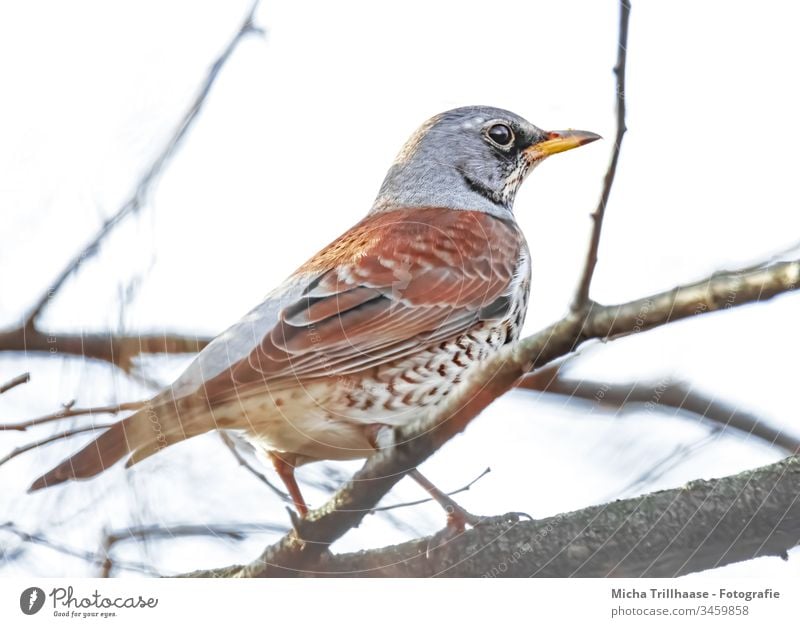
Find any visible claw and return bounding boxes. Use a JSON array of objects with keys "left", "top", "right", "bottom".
[
  {"left": 472, "top": 511, "right": 532, "bottom": 527},
  {"left": 507, "top": 511, "right": 534, "bottom": 522}
]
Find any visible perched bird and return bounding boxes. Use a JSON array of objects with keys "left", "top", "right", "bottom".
[{"left": 30, "top": 106, "right": 599, "bottom": 527}]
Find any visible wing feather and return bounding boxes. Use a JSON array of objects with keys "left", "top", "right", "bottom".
[{"left": 190, "top": 208, "right": 524, "bottom": 405}]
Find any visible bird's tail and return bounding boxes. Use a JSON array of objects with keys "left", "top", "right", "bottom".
[{"left": 28, "top": 400, "right": 203, "bottom": 491}]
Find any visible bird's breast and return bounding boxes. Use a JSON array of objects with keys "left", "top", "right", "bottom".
[{"left": 245, "top": 247, "right": 531, "bottom": 460}]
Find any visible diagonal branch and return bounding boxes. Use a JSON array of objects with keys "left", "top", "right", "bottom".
[
  {"left": 0, "top": 423, "right": 117, "bottom": 468},
  {"left": 572, "top": 0, "right": 631, "bottom": 311},
  {"left": 219, "top": 431, "right": 294, "bottom": 502},
  {"left": 2, "top": 3, "right": 259, "bottom": 369},
  {"left": 21, "top": 0, "right": 264, "bottom": 329},
  {"left": 0, "top": 372, "right": 30, "bottom": 395}
]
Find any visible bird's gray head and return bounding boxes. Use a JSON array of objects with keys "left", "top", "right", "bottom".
[{"left": 372, "top": 106, "right": 600, "bottom": 217}]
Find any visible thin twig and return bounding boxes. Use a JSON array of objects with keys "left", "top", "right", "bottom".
[
  {"left": 0, "top": 423, "right": 115, "bottom": 468},
  {"left": 0, "top": 522, "right": 160, "bottom": 576},
  {"left": 219, "top": 431, "right": 293, "bottom": 502},
  {"left": 609, "top": 432, "right": 717, "bottom": 499},
  {"left": 106, "top": 522, "right": 288, "bottom": 545},
  {"left": 20, "top": 0, "right": 264, "bottom": 329},
  {"left": 2, "top": 400, "right": 145, "bottom": 431},
  {"left": 0, "top": 372, "right": 30, "bottom": 394},
  {"left": 371, "top": 467, "right": 491, "bottom": 513},
  {"left": 572, "top": 0, "right": 631, "bottom": 311},
  {"left": 98, "top": 520, "right": 287, "bottom": 577}
]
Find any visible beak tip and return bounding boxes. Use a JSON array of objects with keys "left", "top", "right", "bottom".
[
  {"left": 579, "top": 131, "right": 603, "bottom": 145},
  {"left": 527, "top": 129, "right": 603, "bottom": 158},
  {"left": 547, "top": 129, "right": 602, "bottom": 143}
]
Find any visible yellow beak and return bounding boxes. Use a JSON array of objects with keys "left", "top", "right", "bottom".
[{"left": 524, "top": 129, "right": 601, "bottom": 160}]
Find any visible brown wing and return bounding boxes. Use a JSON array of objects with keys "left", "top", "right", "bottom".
[{"left": 201, "top": 207, "right": 524, "bottom": 404}]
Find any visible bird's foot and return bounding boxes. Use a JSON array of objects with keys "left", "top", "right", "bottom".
[
  {"left": 448, "top": 508, "right": 533, "bottom": 531},
  {"left": 425, "top": 509, "right": 532, "bottom": 559}
]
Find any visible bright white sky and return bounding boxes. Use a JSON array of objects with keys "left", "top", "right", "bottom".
[{"left": 1, "top": 0, "right": 799, "bottom": 577}]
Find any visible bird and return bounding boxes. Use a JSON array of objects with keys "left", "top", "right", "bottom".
[{"left": 30, "top": 106, "right": 599, "bottom": 528}]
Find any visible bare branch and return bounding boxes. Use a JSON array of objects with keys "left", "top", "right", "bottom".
[
  {"left": 2, "top": 399, "right": 146, "bottom": 432},
  {"left": 219, "top": 431, "right": 293, "bottom": 503},
  {"left": 21, "top": 0, "right": 264, "bottom": 329},
  {"left": 0, "top": 522, "right": 160, "bottom": 576},
  {"left": 0, "top": 423, "right": 116, "bottom": 468},
  {"left": 572, "top": 0, "right": 631, "bottom": 311},
  {"left": 180, "top": 455, "right": 800, "bottom": 577},
  {"left": 105, "top": 522, "right": 287, "bottom": 546},
  {"left": 1, "top": 3, "right": 259, "bottom": 369},
  {"left": 611, "top": 432, "right": 717, "bottom": 499},
  {"left": 0, "top": 327, "right": 210, "bottom": 372},
  {"left": 0, "top": 372, "right": 30, "bottom": 395},
  {"left": 517, "top": 366, "right": 800, "bottom": 454},
  {"left": 371, "top": 467, "right": 491, "bottom": 514},
  {"left": 98, "top": 520, "right": 287, "bottom": 577}
]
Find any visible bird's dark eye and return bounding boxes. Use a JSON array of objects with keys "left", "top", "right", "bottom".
[{"left": 486, "top": 123, "right": 514, "bottom": 148}]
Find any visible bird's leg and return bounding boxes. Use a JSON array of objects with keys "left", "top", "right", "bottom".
[
  {"left": 269, "top": 451, "right": 308, "bottom": 517},
  {"left": 364, "top": 424, "right": 529, "bottom": 558},
  {"left": 408, "top": 468, "right": 484, "bottom": 531},
  {"left": 409, "top": 468, "right": 533, "bottom": 559},
  {"left": 364, "top": 424, "right": 483, "bottom": 531}
]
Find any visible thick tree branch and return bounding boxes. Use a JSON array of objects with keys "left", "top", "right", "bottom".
[
  {"left": 517, "top": 365, "right": 800, "bottom": 454},
  {"left": 177, "top": 258, "right": 800, "bottom": 577},
  {"left": 225, "top": 455, "right": 798, "bottom": 577}
]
